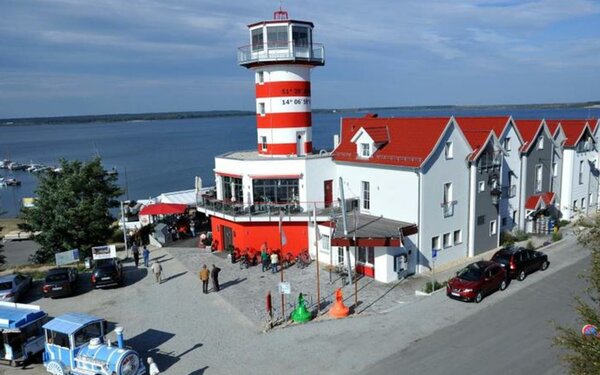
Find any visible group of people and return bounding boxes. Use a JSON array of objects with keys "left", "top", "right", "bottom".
[
  {"left": 260, "top": 246, "right": 281, "bottom": 274},
  {"left": 130, "top": 242, "right": 164, "bottom": 284},
  {"left": 199, "top": 264, "right": 221, "bottom": 293}
]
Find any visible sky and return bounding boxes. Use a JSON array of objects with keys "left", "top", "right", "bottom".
[{"left": 1, "top": 0, "right": 600, "bottom": 118}]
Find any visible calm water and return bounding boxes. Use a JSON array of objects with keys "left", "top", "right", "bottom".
[{"left": 1, "top": 107, "right": 599, "bottom": 217}]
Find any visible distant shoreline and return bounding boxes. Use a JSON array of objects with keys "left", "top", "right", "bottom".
[{"left": 1, "top": 101, "right": 598, "bottom": 126}]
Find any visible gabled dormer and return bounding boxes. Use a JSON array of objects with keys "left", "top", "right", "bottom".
[{"left": 350, "top": 126, "right": 389, "bottom": 159}]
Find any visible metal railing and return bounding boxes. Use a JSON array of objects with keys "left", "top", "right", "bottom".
[
  {"left": 238, "top": 42, "right": 325, "bottom": 65},
  {"left": 333, "top": 151, "right": 423, "bottom": 165},
  {"left": 503, "top": 185, "right": 517, "bottom": 198}
]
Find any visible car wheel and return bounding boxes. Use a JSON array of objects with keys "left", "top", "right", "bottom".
[
  {"left": 474, "top": 292, "right": 483, "bottom": 303},
  {"left": 500, "top": 279, "right": 507, "bottom": 291},
  {"left": 517, "top": 270, "right": 526, "bottom": 281},
  {"left": 541, "top": 261, "right": 549, "bottom": 271}
]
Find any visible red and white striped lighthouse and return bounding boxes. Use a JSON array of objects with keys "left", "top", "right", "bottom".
[{"left": 238, "top": 8, "right": 325, "bottom": 156}]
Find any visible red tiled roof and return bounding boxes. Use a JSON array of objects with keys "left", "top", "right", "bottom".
[
  {"left": 525, "top": 192, "right": 556, "bottom": 210},
  {"left": 461, "top": 130, "right": 493, "bottom": 161},
  {"left": 455, "top": 116, "right": 510, "bottom": 138},
  {"left": 590, "top": 119, "right": 599, "bottom": 133},
  {"left": 364, "top": 126, "right": 389, "bottom": 144},
  {"left": 546, "top": 120, "right": 561, "bottom": 137},
  {"left": 333, "top": 116, "right": 452, "bottom": 168},
  {"left": 557, "top": 119, "right": 590, "bottom": 147},
  {"left": 514, "top": 119, "right": 544, "bottom": 153}
]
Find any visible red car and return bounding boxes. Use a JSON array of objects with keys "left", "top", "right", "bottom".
[{"left": 447, "top": 261, "right": 507, "bottom": 303}]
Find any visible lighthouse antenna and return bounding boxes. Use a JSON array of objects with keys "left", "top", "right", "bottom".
[{"left": 273, "top": 2, "right": 288, "bottom": 20}]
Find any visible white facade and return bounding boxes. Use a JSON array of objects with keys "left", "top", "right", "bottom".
[
  {"left": 498, "top": 123, "right": 523, "bottom": 232},
  {"left": 560, "top": 144, "right": 595, "bottom": 220}
]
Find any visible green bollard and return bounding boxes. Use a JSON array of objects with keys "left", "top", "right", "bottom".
[{"left": 290, "top": 293, "right": 312, "bottom": 323}]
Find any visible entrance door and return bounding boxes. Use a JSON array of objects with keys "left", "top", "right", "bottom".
[
  {"left": 356, "top": 246, "right": 375, "bottom": 278},
  {"left": 222, "top": 226, "right": 233, "bottom": 251},
  {"left": 324, "top": 180, "right": 333, "bottom": 208},
  {"left": 296, "top": 131, "right": 306, "bottom": 156}
]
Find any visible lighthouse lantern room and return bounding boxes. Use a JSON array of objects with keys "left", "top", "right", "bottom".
[{"left": 238, "top": 8, "right": 325, "bottom": 156}]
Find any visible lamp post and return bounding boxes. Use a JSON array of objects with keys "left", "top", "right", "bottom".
[{"left": 120, "top": 200, "right": 129, "bottom": 259}]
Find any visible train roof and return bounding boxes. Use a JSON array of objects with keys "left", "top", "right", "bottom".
[
  {"left": 43, "top": 312, "right": 104, "bottom": 335},
  {"left": 0, "top": 302, "right": 47, "bottom": 330}
]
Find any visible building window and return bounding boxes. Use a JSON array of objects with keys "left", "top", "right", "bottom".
[
  {"left": 258, "top": 102, "right": 265, "bottom": 116},
  {"left": 573, "top": 200, "right": 578, "bottom": 210},
  {"left": 490, "top": 220, "right": 497, "bottom": 235},
  {"left": 512, "top": 210, "right": 517, "bottom": 224},
  {"left": 535, "top": 164, "right": 543, "bottom": 193},
  {"left": 478, "top": 181, "right": 485, "bottom": 192},
  {"left": 338, "top": 247, "right": 344, "bottom": 264},
  {"left": 444, "top": 182, "right": 453, "bottom": 203},
  {"left": 445, "top": 141, "right": 453, "bottom": 159},
  {"left": 221, "top": 176, "right": 243, "bottom": 202},
  {"left": 251, "top": 28, "right": 264, "bottom": 51},
  {"left": 589, "top": 194, "right": 593, "bottom": 207},
  {"left": 501, "top": 217, "right": 507, "bottom": 227},
  {"left": 538, "top": 136, "right": 544, "bottom": 149},
  {"left": 321, "top": 234, "right": 330, "bottom": 252},
  {"left": 362, "top": 181, "right": 370, "bottom": 210},
  {"left": 358, "top": 246, "right": 375, "bottom": 265},
  {"left": 360, "top": 143, "right": 370, "bottom": 157},
  {"left": 432, "top": 236, "right": 440, "bottom": 250},
  {"left": 504, "top": 137, "right": 511, "bottom": 152},
  {"left": 582, "top": 197, "right": 585, "bottom": 209},
  {"left": 477, "top": 215, "right": 485, "bottom": 226},
  {"left": 257, "top": 71, "right": 264, "bottom": 84},
  {"left": 579, "top": 160, "right": 584, "bottom": 184},
  {"left": 260, "top": 136, "right": 267, "bottom": 151},
  {"left": 253, "top": 178, "right": 299, "bottom": 204},
  {"left": 292, "top": 25, "right": 309, "bottom": 48},
  {"left": 552, "top": 162, "right": 557, "bottom": 177},
  {"left": 453, "top": 230, "right": 462, "bottom": 245},
  {"left": 267, "top": 26, "right": 288, "bottom": 49},
  {"left": 443, "top": 233, "right": 452, "bottom": 248}
]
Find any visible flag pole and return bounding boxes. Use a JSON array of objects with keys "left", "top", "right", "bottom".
[
  {"left": 313, "top": 203, "right": 321, "bottom": 314},
  {"left": 279, "top": 209, "right": 285, "bottom": 320}
]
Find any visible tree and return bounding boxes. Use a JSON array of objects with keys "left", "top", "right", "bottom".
[
  {"left": 0, "top": 226, "right": 6, "bottom": 267},
  {"left": 20, "top": 158, "right": 122, "bottom": 263},
  {"left": 554, "top": 215, "right": 600, "bottom": 374}
]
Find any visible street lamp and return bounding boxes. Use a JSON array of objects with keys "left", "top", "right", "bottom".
[{"left": 120, "top": 200, "right": 130, "bottom": 259}]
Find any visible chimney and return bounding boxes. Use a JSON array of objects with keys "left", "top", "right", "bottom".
[{"left": 115, "top": 326, "right": 125, "bottom": 349}]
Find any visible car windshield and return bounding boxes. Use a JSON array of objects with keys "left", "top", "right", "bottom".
[
  {"left": 95, "top": 259, "right": 115, "bottom": 268},
  {"left": 46, "top": 273, "right": 69, "bottom": 282},
  {"left": 0, "top": 282, "right": 12, "bottom": 291},
  {"left": 457, "top": 266, "right": 483, "bottom": 281},
  {"left": 493, "top": 253, "right": 511, "bottom": 264}
]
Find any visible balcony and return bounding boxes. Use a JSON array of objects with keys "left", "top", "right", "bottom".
[
  {"left": 238, "top": 42, "right": 325, "bottom": 67},
  {"left": 502, "top": 185, "right": 517, "bottom": 198},
  {"left": 441, "top": 200, "right": 457, "bottom": 217}
]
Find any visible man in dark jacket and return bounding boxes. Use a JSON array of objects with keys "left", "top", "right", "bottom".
[{"left": 211, "top": 264, "right": 221, "bottom": 292}]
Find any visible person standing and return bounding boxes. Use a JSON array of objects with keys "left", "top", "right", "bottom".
[
  {"left": 270, "top": 252, "right": 279, "bottom": 274},
  {"left": 151, "top": 261, "right": 163, "bottom": 284},
  {"left": 199, "top": 264, "right": 210, "bottom": 294},
  {"left": 131, "top": 242, "right": 140, "bottom": 267},
  {"left": 261, "top": 248, "right": 269, "bottom": 272},
  {"left": 211, "top": 264, "right": 221, "bottom": 292},
  {"left": 147, "top": 357, "right": 160, "bottom": 375},
  {"left": 142, "top": 246, "right": 150, "bottom": 267},
  {"left": 189, "top": 219, "right": 196, "bottom": 237}
]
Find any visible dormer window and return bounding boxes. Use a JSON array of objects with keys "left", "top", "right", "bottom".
[
  {"left": 538, "top": 136, "right": 544, "bottom": 150},
  {"left": 360, "top": 143, "right": 370, "bottom": 157},
  {"left": 445, "top": 141, "right": 453, "bottom": 159}
]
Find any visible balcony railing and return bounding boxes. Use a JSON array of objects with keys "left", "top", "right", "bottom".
[
  {"left": 441, "top": 200, "right": 457, "bottom": 217},
  {"left": 238, "top": 42, "right": 325, "bottom": 66}
]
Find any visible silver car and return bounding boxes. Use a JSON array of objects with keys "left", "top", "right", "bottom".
[{"left": 0, "top": 274, "right": 33, "bottom": 302}]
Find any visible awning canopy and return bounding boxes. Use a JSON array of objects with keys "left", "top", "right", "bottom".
[
  {"left": 140, "top": 203, "right": 188, "bottom": 216},
  {"left": 330, "top": 213, "right": 418, "bottom": 247}
]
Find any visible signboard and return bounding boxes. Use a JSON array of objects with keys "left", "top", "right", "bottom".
[
  {"left": 278, "top": 282, "right": 291, "bottom": 295},
  {"left": 55, "top": 249, "right": 80, "bottom": 266},
  {"left": 91, "top": 245, "right": 117, "bottom": 260}
]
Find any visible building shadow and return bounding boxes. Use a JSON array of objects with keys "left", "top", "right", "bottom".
[
  {"left": 127, "top": 329, "right": 203, "bottom": 372},
  {"left": 219, "top": 277, "right": 247, "bottom": 290},
  {"left": 122, "top": 266, "right": 148, "bottom": 287},
  {"left": 189, "top": 367, "right": 210, "bottom": 375}
]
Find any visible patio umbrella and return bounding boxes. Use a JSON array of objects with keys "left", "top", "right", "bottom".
[{"left": 139, "top": 203, "right": 188, "bottom": 216}]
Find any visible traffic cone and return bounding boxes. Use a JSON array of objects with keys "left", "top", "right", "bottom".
[{"left": 329, "top": 288, "right": 349, "bottom": 318}]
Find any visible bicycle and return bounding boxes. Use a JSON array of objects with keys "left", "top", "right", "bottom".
[{"left": 296, "top": 249, "right": 311, "bottom": 269}]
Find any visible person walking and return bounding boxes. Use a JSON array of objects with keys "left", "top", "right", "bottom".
[
  {"left": 131, "top": 242, "right": 140, "bottom": 267},
  {"left": 142, "top": 246, "right": 150, "bottom": 267},
  {"left": 147, "top": 357, "right": 160, "bottom": 375},
  {"left": 211, "top": 264, "right": 221, "bottom": 292},
  {"left": 199, "top": 264, "right": 210, "bottom": 294},
  {"left": 151, "top": 261, "right": 163, "bottom": 284},
  {"left": 261, "top": 246, "right": 269, "bottom": 272},
  {"left": 270, "top": 251, "right": 279, "bottom": 274}
]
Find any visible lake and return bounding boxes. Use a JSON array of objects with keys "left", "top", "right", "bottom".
[{"left": 1, "top": 107, "right": 599, "bottom": 217}]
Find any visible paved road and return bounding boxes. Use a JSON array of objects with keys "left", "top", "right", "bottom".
[{"left": 367, "top": 256, "right": 588, "bottom": 375}]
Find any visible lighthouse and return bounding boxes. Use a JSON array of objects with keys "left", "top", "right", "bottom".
[{"left": 238, "top": 8, "right": 325, "bottom": 156}]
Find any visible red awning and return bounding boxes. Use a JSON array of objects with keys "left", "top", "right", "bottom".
[{"left": 140, "top": 203, "right": 188, "bottom": 216}]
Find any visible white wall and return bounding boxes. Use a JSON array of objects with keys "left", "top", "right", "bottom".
[
  {"left": 500, "top": 125, "right": 522, "bottom": 231},
  {"left": 561, "top": 148, "right": 595, "bottom": 220}
]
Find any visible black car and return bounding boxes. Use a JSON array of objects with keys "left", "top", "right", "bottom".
[
  {"left": 91, "top": 258, "right": 123, "bottom": 288},
  {"left": 491, "top": 247, "right": 549, "bottom": 281},
  {"left": 42, "top": 267, "right": 78, "bottom": 298}
]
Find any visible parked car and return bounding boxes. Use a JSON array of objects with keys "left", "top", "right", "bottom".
[
  {"left": 42, "top": 267, "right": 79, "bottom": 298},
  {"left": 492, "top": 247, "right": 549, "bottom": 281},
  {"left": 447, "top": 261, "right": 507, "bottom": 303},
  {"left": 0, "top": 274, "right": 33, "bottom": 302},
  {"left": 91, "top": 258, "right": 123, "bottom": 288}
]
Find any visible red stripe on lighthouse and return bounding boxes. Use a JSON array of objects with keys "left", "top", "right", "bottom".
[
  {"left": 256, "top": 81, "right": 311, "bottom": 98},
  {"left": 256, "top": 112, "right": 312, "bottom": 129},
  {"left": 258, "top": 142, "right": 313, "bottom": 155}
]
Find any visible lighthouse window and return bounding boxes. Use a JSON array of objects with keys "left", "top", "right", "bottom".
[
  {"left": 251, "top": 28, "right": 263, "bottom": 51},
  {"left": 292, "top": 26, "right": 309, "bottom": 48},
  {"left": 267, "top": 26, "right": 288, "bottom": 49},
  {"left": 253, "top": 178, "right": 299, "bottom": 204}
]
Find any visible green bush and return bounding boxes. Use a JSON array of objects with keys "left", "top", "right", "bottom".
[
  {"left": 526, "top": 240, "right": 535, "bottom": 250},
  {"left": 552, "top": 231, "right": 563, "bottom": 242},
  {"left": 513, "top": 230, "right": 529, "bottom": 241},
  {"left": 110, "top": 228, "right": 124, "bottom": 243},
  {"left": 423, "top": 280, "right": 447, "bottom": 293},
  {"left": 558, "top": 219, "right": 570, "bottom": 227},
  {"left": 500, "top": 231, "right": 515, "bottom": 246}
]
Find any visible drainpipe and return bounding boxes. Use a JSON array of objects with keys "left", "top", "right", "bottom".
[{"left": 467, "top": 163, "right": 476, "bottom": 258}]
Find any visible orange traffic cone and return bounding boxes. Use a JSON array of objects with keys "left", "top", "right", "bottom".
[{"left": 329, "top": 288, "right": 350, "bottom": 318}]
